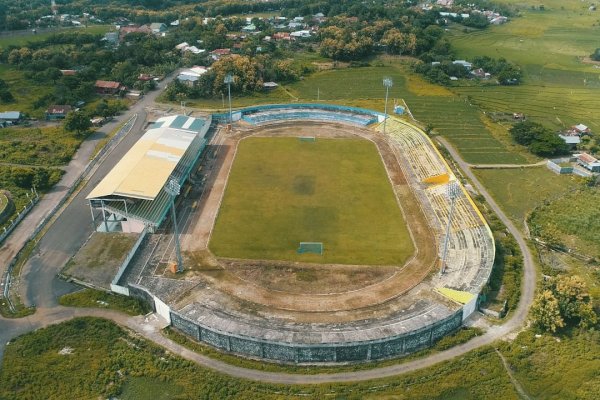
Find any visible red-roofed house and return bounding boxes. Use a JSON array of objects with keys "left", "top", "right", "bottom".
[
  {"left": 210, "top": 48, "right": 231, "bottom": 60},
  {"left": 119, "top": 25, "right": 152, "bottom": 41},
  {"left": 576, "top": 153, "right": 600, "bottom": 172},
  {"left": 95, "top": 80, "right": 122, "bottom": 95}
]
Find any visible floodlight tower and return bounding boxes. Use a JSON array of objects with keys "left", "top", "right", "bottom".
[
  {"left": 224, "top": 73, "right": 234, "bottom": 124},
  {"left": 382, "top": 77, "right": 393, "bottom": 135},
  {"left": 440, "top": 181, "right": 460, "bottom": 275},
  {"left": 165, "top": 178, "right": 184, "bottom": 273}
]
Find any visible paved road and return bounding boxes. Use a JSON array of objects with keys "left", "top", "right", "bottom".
[
  {"left": 0, "top": 130, "right": 537, "bottom": 384},
  {"left": 12, "top": 74, "right": 179, "bottom": 308}
]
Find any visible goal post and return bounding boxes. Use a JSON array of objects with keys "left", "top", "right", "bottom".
[
  {"left": 298, "top": 136, "right": 316, "bottom": 142},
  {"left": 297, "top": 242, "right": 323, "bottom": 255}
]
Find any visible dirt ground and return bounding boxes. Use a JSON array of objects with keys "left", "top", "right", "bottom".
[
  {"left": 174, "top": 121, "right": 438, "bottom": 314},
  {"left": 62, "top": 232, "right": 138, "bottom": 289}
]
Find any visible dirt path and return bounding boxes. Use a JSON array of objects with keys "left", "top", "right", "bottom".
[
  {"left": 470, "top": 160, "right": 547, "bottom": 169},
  {"left": 495, "top": 348, "right": 532, "bottom": 400}
]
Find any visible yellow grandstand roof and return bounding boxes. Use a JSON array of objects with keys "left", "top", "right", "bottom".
[
  {"left": 87, "top": 127, "right": 197, "bottom": 201},
  {"left": 436, "top": 287, "right": 475, "bottom": 305}
]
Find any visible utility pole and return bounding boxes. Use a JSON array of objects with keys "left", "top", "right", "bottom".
[
  {"left": 165, "top": 179, "right": 184, "bottom": 273},
  {"left": 383, "top": 77, "right": 393, "bottom": 135},
  {"left": 224, "top": 73, "right": 234, "bottom": 124}
]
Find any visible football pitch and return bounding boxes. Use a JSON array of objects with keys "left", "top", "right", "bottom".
[{"left": 209, "top": 136, "right": 414, "bottom": 265}]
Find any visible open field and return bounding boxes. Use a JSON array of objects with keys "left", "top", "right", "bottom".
[
  {"left": 529, "top": 186, "right": 600, "bottom": 257},
  {"left": 0, "top": 125, "right": 81, "bottom": 166},
  {"left": 210, "top": 137, "right": 414, "bottom": 265},
  {"left": 0, "top": 65, "right": 53, "bottom": 118},
  {"left": 473, "top": 167, "right": 581, "bottom": 228},
  {"left": 449, "top": 0, "right": 600, "bottom": 131},
  {"left": 0, "top": 25, "right": 112, "bottom": 48}
]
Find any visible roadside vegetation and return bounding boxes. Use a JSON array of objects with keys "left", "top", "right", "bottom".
[
  {"left": 59, "top": 289, "right": 151, "bottom": 316},
  {"left": 1, "top": 317, "right": 598, "bottom": 399}
]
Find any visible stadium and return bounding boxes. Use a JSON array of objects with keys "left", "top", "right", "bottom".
[{"left": 87, "top": 104, "right": 495, "bottom": 363}]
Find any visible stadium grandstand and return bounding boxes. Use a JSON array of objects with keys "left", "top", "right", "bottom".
[
  {"left": 86, "top": 114, "right": 211, "bottom": 233},
  {"left": 218, "top": 104, "right": 382, "bottom": 126}
]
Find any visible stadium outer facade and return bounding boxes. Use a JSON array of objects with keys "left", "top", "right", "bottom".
[{"left": 96, "top": 104, "right": 495, "bottom": 363}]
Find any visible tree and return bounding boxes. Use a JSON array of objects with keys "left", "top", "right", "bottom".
[
  {"left": 532, "top": 275, "right": 598, "bottom": 333},
  {"left": 531, "top": 290, "right": 564, "bottom": 333},
  {"left": 64, "top": 111, "right": 92, "bottom": 137},
  {"left": 591, "top": 48, "right": 600, "bottom": 62}
]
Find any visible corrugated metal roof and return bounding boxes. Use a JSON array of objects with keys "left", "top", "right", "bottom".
[
  {"left": 87, "top": 127, "right": 197, "bottom": 200},
  {"left": 96, "top": 136, "right": 206, "bottom": 226}
]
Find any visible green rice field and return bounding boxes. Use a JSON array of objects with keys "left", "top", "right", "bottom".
[{"left": 209, "top": 137, "right": 414, "bottom": 265}]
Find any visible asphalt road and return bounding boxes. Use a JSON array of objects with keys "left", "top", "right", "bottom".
[
  {"left": 0, "top": 114, "right": 537, "bottom": 384},
  {"left": 18, "top": 75, "right": 178, "bottom": 308}
]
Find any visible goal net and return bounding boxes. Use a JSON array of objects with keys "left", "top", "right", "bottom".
[
  {"left": 297, "top": 242, "right": 323, "bottom": 255},
  {"left": 298, "top": 136, "right": 316, "bottom": 142}
]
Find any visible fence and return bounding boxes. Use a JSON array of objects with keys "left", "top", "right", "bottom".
[
  {"left": 0, "top": 192, "right": 39, "bottom": 245},
  {"left": 0, "top": 114, "right": 138, "bottom": 311}
]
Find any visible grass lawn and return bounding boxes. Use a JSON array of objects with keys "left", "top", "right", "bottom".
[
  {"left": 473, "top": 167, "right": 581, "bottom": 228},
  {"left": 209, "top": 137, "right": 414, "bottom": 265}
]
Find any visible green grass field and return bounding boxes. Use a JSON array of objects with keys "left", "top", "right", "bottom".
[
  {"left": 474, "top": 167, "right": 581, "bottom": 228},
  {"left": 209, "top": 137, "right": 414, "bottom": 265}
]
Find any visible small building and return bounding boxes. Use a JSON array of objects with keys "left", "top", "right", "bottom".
[
  {"left": 576, "top": 153, "right": 600, "bottom": 172},
  {"left": 471, "top": 68, "right": 491, "bottom": 79},
  {"left": 103, "top": 31, "right": 118, "bottom": 44},
  {"left": 95, "top": 80, "right": 122, "bottom": 95},
  {"left": 453, "top": 60, "right": 473, "bottom": 69},
  {"left": 177, "top": 66, "right": 209, "bottom": 87},
  {"left": 0, "top": 111, "right": 21, "bottom": 126},
  {"left": 559, "top": 134, "right": 581, "bottom": 146},
  {"left": 273, "top": 32, "right": 291, "bottom": 41},
  {"left": 119, "top": 25, "right": 152, "bottom": 41},
  {"left": 572, "top": 123, "right": 591, "bottom": 135},
  {"left": 263, "top": 82, "right": 279, "bottom": 90},
  {"left": 490, "top": 16, "right": 508, "bottom": 25},
  {"left": 242, "top": 24, "right": 256, "bottom": 33},
  {"left": 60, "top": 69, "right": 77, "bottom": 76},
  {"left": 138, "top": 74, "right": 153, "bottom": 81},
  {"left": 46, "top": 105, "right": 72, "bottom": 120},
  {"left": 210, "top": 48, "right": 231, "bottom": 60},
  {"left": 182, "top": 46, "right": 205, "bottom": 55},
  {"left": 149, "top": 22, "right": 167, "bottom": 34},
  {"left": 290, "top": 30, "right": 311, "bottom": 38}
]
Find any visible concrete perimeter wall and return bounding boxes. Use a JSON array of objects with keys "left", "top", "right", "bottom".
[{"left": 128, "top": 283, "right": 462, "bottom": 363}]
